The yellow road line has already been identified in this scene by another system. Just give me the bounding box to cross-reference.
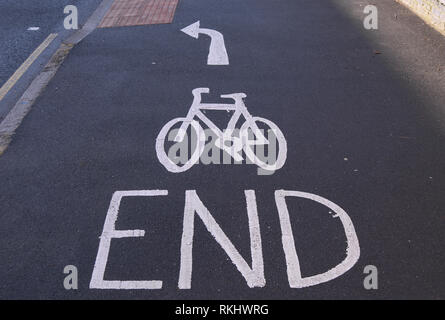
[0,33,58,102]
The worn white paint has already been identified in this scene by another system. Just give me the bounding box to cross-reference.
[156,118,206,173]
[178,190,265,289]
[90,189,360,290]
[274,190,360,288]
[181,21,229,65]
[89,190,168,289]
[156,88,287,173]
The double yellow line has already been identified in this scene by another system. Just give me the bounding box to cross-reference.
[0,33,58,102]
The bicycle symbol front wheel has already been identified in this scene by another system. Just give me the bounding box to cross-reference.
[156,117,205,173]
[240,116,287,172]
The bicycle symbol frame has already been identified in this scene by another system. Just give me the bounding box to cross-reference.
[156,88,287,173]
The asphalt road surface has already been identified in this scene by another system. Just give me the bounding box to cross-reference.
[0,0,444,299]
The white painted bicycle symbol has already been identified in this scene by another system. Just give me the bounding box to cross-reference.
[156,88,287,173]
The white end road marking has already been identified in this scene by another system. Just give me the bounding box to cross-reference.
[181,21,229,65]
[178,190,265,289]
[0,33,57,102]
[90,189,360,290]
[90,190,168,290]
[27,27,40,31]
[275,190,360,288]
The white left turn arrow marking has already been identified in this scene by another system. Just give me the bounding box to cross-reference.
[181,21,229,65]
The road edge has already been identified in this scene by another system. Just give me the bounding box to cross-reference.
[0,0,115,156]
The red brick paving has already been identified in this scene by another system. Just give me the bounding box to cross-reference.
[99,0,179,28]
